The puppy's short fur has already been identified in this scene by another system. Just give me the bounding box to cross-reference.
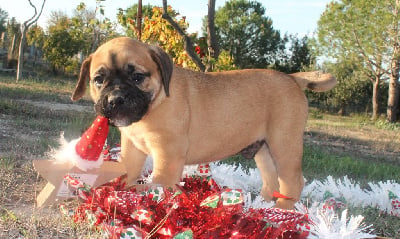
[72,37,336,209]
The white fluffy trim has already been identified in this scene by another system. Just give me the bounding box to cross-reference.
[50,133,104,171]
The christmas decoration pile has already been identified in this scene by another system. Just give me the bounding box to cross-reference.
[44,116,394,238]
[57,146,386,239]
[61,174,310,238]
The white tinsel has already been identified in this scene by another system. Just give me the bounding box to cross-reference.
[366,180,400,213]
[209,163,263,194]
[302,176,368,206]
[303,175,400,216]
[307,209,375,239]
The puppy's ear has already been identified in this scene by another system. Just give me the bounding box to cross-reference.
[71,55,92,101]
[148,45,173,96]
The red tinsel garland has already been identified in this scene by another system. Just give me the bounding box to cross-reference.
[61,175,310,239]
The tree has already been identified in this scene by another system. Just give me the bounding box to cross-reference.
[118,4,199,70]
[324,60,371,115]
[117,1,206,71]
[43,28,81,74]
[316,0,400,122]
[387,0,400,122]
[16,0,46,82]
[43,12,82,74]
[274,35,314,74]
[42,4,117,74]
[72,2,118,56]
[5,18,21,63]
[0,8,8,34]
[214,0,284,69]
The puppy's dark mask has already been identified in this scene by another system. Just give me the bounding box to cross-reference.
[95,68,152,127]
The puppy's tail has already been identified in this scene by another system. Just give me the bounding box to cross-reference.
[290,71,337,92]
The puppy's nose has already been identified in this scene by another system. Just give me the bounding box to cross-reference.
[108,95,124,107]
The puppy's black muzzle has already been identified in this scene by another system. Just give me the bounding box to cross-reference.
[95,85,152,127]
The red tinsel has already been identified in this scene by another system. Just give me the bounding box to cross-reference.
[62,175,310,239]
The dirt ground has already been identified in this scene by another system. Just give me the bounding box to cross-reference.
[305,117,400,165]
[0,100,91,159]
[18,100,93,113]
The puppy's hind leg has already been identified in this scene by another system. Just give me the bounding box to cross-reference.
[254,143,280,202]
[269,132,305,210]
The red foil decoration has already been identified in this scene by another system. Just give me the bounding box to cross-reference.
[64,176,310,238]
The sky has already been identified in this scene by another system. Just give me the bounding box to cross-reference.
[1,0,332,36]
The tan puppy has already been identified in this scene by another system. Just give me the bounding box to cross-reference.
[72,37,336,209]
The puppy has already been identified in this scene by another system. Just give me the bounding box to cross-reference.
[72,37,336,209]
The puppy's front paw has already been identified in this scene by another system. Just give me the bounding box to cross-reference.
[260,185,279,202]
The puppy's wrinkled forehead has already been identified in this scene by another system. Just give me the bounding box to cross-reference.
[90,39,156,74]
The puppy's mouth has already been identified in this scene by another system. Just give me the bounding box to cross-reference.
[108,115,133,127]
[95,88,152,127]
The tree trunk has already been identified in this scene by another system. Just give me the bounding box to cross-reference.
[9,34,16,59]
[387,0,400,122]
[387,57,400,122]
[206,0,219,72]
[16,26,27,82]
[371,77,380,120]
[136,0,142,41]
[338,103,347,116]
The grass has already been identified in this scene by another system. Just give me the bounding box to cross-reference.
[302,145,400,183]
[1,75,400,238]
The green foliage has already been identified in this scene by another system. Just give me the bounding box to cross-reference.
[316,0,392,61]
[26,25,45,49]
[43,28,82,72]
[118,5,201,70]
[211,50,237,71]
[274,35,314,73]
[4,18,21,59]
[0,7,8,34]
[314,60,371,114]
[214,0,284,69]
[64,58,80,75]
[117,3,155,38]
[315,0,400,119]
[71,2,118,56]
[42,4,118,74]
[374,119,400,131]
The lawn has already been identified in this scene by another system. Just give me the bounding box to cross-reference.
[0,75,399,238]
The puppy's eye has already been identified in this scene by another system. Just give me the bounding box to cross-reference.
[131,73,145,84]
[93,75,104,87]
[127,64,135,74]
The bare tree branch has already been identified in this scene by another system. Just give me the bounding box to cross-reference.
[25,0,46,28]
[161,0,205,72]
[16,0,46,82]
